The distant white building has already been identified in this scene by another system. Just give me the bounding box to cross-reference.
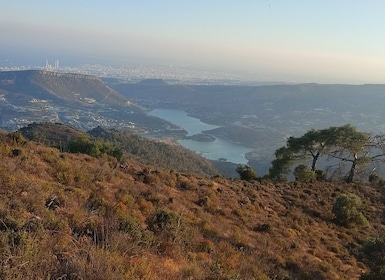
[45,59,60,70]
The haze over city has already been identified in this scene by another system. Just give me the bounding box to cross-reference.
[2,1,385,84]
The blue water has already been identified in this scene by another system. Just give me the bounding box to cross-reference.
[149,109,219,136]
[149,109,254,164]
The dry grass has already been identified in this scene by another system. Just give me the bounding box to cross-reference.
[0,131,383,279]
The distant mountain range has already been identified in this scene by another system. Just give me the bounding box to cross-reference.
[110,79,385,136]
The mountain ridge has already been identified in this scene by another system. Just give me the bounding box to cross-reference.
[0,70,131,106]
[0,70,184,133]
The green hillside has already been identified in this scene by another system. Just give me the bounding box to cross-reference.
[18,123,219,177]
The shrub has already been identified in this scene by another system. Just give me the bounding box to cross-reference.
[9,132,27,146]
[293,165,316,182]
[119,215,143,241]
[236,164,257,181]
[315,169,326,181]
[87,192,108,213]
[332,193,368,226]
[146,208,178,233]
[254,223,272,233]
[369,173,385,185]
[177,178,196,190]
[69,135,123,161]
[360,236,385,280]
[143,173,160,185]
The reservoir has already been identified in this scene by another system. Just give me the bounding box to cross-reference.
[149,109,254,164]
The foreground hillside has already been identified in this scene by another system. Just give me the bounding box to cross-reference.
[0,131,385,279]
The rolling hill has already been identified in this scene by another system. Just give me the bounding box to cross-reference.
[0,70,130,106]
[0,70,182,134]
[18,122,220,177]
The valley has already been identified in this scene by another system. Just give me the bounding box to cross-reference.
[109,80,385,175]
[3,70,385,176]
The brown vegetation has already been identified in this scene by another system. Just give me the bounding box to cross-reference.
[0,131,384,279]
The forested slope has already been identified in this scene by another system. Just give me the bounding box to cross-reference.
[18,123,219,177]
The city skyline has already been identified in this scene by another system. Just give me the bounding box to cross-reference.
[2,1,385,84]
[45,59,60,71]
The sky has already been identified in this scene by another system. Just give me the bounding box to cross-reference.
[1,0,385,84]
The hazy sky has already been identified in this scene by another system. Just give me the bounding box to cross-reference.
[1,1,385,83]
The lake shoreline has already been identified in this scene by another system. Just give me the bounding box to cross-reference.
[148,109,255,165]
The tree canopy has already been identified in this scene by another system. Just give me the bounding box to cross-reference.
[269,124,385,182]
